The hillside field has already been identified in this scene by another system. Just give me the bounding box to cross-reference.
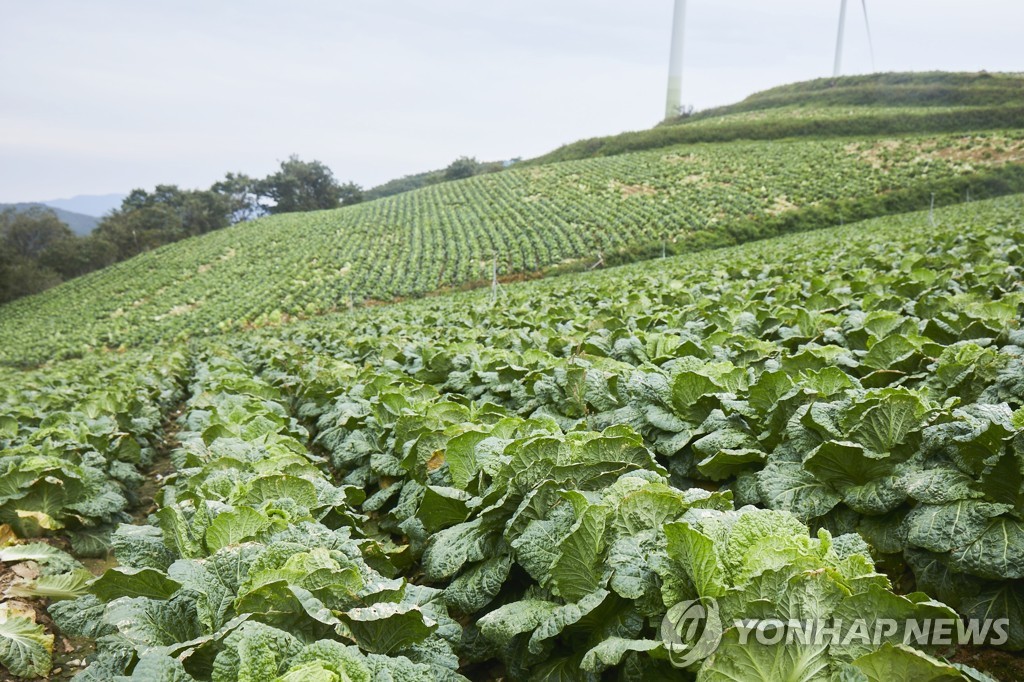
[1,196,1023,679]
[2,129,1024,366]
[2,74,1024,681]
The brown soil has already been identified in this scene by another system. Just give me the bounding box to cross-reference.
[0,588,93,681]
[852,135,1024,172]
[848,139,902,169]
[131,404,185,522]
[951,646,1024,681]
[929,135,1024,166]
[0,536,95,681]
[608,179,658,198]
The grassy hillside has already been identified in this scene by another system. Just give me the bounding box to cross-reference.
[686,71,1024,116]
[2,130,1024,365]
[4,196,1024,680]
[531,71,1024,164]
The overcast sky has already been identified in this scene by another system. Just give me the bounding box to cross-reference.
[1,0,1021,203]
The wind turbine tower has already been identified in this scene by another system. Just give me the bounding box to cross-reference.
[833,0,848,77]
[834,0,876,77]
[665,0,687,120]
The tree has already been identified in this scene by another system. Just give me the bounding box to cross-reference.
[94,204,182,259]
[444,156,481,181]
[39,235,118,279]
[212,172,264,223]
[178,189,233,237]
[122,184,231,237]
[95,185,232,259]
[0,208,71,303]
[0,260,62,304]
[338,181,364,207]
[1,207,74,259]
[256,155,346,214]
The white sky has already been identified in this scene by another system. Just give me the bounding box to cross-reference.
[1,0,1021,202]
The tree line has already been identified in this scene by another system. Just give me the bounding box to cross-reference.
[0,156,362,304]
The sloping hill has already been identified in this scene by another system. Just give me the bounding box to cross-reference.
[532,71,1024,164]
[685,71,1024,117]
[2,73,1024,366]
[0,202,99,235]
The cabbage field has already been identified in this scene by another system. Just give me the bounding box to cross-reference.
[2,130,1023,367]
[2,196,1024,680]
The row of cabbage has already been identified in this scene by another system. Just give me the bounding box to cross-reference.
[2,131,1022,366]
[0,350,188,550]
[0,350,189,677]
[44,350,467,680]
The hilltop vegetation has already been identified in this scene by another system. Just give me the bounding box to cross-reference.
[3,197,1024,679]
[364,156,514,202]
[533,72,1024,164]
[690,72,1024,115]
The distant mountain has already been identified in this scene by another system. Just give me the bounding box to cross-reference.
[0,203,100,236]
[42,193,125,218]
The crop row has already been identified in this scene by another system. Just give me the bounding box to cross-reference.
[0,350,188,677]
[0,350,188,549]
[44,351,472,680]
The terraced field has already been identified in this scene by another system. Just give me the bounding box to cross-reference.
[3,196,1024,680]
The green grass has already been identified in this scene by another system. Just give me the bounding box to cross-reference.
[676,71,1024,121]
[529,72,1024,165]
